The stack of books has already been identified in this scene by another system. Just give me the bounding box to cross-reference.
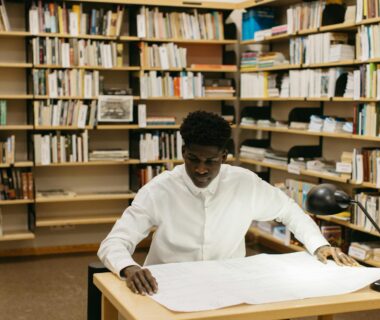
[241,51,259,69]
[287,1,323,33]
[349,242,380,261]
[89,149,129,161]
[264,149,288,166]
[204,79,235,98]
[240,145,267,160]
[0,169,34,200]
[146,116,176,126]
[141,43,187,69]
[257,52,287,68]
[0,135,15,164]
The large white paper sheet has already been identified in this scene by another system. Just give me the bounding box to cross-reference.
[147,252,380,312]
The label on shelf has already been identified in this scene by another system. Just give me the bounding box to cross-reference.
[336,162,352,173]
[287,163,301,175]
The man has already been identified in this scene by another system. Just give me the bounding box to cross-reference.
[98,111,357,296]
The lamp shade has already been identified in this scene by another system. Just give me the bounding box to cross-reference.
[305,183,351,215]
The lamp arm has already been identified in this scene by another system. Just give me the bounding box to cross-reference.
[350,200,380,234]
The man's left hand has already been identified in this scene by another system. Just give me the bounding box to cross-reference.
[314,245,360,266]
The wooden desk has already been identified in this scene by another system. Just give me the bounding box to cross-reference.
[94,272,380,320]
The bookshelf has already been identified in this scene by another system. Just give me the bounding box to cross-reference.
[0,0,239,256]
[239,0,380,264]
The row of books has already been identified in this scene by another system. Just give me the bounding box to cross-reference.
[34,100,97,128]
[286,1,324,34]
[241,51,287,69]
[0,0,10,31]
[0,100,7,125]
[136,165,167,188]
[353,192,380,235]
[32,69,100,98]
[242,1,325,41]
[29,1,124,36]
[357,0,380,21]
[33,131,89,165]
[354,103,380,136]
[351,148,380,185]
[0,169,34,200]
[356,24,380,61]
[32,37,124,68]
[0,135,15,164]
[89,149,129,162]
[137,7,224,40]
[241,67,357,99]
[291,32,354,65]
[140,42,187,69]
[140,71,202,99]
[139,131,183,162]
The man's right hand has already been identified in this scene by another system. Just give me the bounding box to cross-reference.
[122,265,158,295]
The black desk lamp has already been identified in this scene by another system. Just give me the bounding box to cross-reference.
[305,183,380,292]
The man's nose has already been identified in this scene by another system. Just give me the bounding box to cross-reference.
[195,163,208,174]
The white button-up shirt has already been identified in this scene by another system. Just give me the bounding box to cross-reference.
[98,164,329,277]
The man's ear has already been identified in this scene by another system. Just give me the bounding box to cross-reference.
[221,149,228,163]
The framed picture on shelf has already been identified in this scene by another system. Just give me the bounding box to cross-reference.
[97,95,134,122]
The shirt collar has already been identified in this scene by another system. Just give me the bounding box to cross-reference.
[180,164,221,197]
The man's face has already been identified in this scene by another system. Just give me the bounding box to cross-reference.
[182,144,227,188]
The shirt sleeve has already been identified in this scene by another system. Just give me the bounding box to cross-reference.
[250,174,329,255]
[97,186,158,278]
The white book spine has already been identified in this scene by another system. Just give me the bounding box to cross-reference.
[138,104,147,127]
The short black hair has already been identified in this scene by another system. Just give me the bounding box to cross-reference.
[180,111,231,149]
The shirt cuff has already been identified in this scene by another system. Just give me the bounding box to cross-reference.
[303,236,330,256]
[114,259,141,280]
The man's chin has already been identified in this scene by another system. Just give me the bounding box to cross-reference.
[193,178,211,188]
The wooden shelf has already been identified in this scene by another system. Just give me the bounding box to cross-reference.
[248,227,304,252]
[304,60,359,68]
[241,64,300,72]
[240,97,305,101]
[0,31,30,37]
[96,124,179,130]
[319,22,357,32]
[77,0,237,9]
[358,17,380,26]
[0,199,34,205]
[141,96,236,101]
[31,32,140,41]
[34,96,140,100]
[0,95,33,100]
[36,214,120,227]
[241,33,291,45]
[35,193,136,203]
[35,161,134,167]
[33,65,140,71]
[315,215,380,238]
[0,161,33,168]
[0,125,33,130]
[35,126,93,130]
[0,62,32,68]
[0,231,35,241]
[239,157,348,183]
[140,38,237,44]
[239,125,380,142]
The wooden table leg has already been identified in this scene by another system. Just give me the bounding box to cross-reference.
[101,294,118,320]
[317,315,334,320]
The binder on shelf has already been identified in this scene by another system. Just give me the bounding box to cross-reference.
[28,206,36,233]
[287,145,322,163]
[288,107,322,124]
[221,105,235,124]
[240,106,271,122]
[241,139,271,149]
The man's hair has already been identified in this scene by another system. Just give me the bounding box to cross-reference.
[180,111,231,149]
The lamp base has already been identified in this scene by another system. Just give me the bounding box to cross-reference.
[370,280,380,292]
